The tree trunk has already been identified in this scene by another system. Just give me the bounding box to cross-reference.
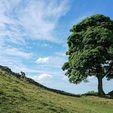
[97,76,105,96]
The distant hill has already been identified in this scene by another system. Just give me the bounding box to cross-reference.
[0,65,113,113]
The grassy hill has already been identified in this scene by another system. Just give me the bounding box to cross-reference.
[0,66,113,113]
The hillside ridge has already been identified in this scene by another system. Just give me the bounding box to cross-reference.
[0,65,113,113]
[0,65,80,97]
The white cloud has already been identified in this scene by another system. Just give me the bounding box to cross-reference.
[0,53,50,74]
[0,56,27,72]
[36,54,67,68]
[36,57,49,64]
[32,73,52,83]
[0,0,70,77]
[1,47,32,59]
[0,0,70,44]
[0,0,70,91]
[18,0,69,41]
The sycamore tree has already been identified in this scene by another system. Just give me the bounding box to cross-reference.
[62,14,113,96]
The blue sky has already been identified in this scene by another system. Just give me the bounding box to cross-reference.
[0,0,113,94]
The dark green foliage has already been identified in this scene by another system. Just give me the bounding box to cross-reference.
[84,91,98,96]
[62,14,113,95]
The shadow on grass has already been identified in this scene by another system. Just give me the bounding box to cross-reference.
[81,93,113,99]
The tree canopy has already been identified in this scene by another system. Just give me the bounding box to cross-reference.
[62,14,113,95]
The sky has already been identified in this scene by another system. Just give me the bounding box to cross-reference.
[0,0,113,94]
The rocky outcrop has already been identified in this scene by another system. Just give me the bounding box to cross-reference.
[0,65,26,79]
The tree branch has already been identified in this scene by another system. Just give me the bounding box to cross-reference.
[104,61,113,76]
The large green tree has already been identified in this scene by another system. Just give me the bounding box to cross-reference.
[62,14,113,96]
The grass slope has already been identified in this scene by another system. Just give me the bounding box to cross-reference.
[0,68,113,113]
